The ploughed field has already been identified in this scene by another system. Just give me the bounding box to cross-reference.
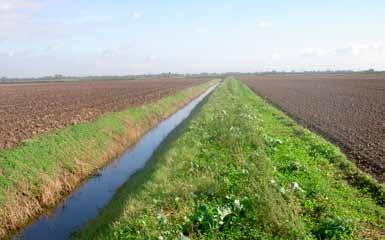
[0,78,208,149]
[241,74,385,180]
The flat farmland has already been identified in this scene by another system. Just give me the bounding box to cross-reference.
[241,74,385,180]
[0,78,208,149]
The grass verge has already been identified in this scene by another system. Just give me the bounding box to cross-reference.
[0,80,217,238]
[76,79,385,240]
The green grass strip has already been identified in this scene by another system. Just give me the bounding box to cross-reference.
[76,79,385,240]
[0,81,215,237]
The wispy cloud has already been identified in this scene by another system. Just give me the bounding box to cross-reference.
[146,55,158,61]
[0,0,45,38]
[299,42,385,58]
[256,21,272,29]
[41,42,61,53]
[300,48,327,57]
[131,12,143,20]
[335,42,384,56]
[101,49,116,58]
[0,50,14,57]
[335,46,354,56]
[0,48,35,58]
[271,53,281,60]
[63,15,112,25]
[0,0,43,13]
[195,26,209,34]
[99,43,133,59]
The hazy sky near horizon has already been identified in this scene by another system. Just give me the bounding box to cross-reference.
[1,0,385,77]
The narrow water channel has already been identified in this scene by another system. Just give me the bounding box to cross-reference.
[17,84,218,240]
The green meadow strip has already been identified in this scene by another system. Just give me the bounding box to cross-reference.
[0,80,215,238]
[76,79,385,240]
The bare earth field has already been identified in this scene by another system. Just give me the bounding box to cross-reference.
[241,74,385,180]
[0,78,208,149]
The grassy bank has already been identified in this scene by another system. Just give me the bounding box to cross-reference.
[0,80,216,238]
[76,79,385,239]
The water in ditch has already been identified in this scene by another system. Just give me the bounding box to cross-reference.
[17,84,217,240]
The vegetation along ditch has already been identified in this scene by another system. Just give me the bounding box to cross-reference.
[75,79,385,240]
[0,80,217,239]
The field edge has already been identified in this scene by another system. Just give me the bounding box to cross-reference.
[0,80,218,239]
[75,78,385,239]
[241,78,385,207]
[240,74,385,183]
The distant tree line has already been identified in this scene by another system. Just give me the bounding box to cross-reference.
[0,69,383,83]
[0,73,218,84]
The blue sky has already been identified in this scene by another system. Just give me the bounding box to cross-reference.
[1,0,385,77]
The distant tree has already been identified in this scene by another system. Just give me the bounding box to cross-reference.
[54,74,64,79]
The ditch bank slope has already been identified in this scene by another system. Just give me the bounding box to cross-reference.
[0,78,208,150]
[0,80,217,239]
[77,79,385,239]
[240,74,385,181]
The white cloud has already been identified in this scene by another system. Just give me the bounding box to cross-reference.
[256,21,272,29]
[131,12,143,20]
[335,47,353,56]
[40,42,60,53]
[299,42,385,59]
[98,43,133,59]
[300,48,327,57]
[335,42,384,56]
[195,26,209,34]
[147,55,158,61]
[271,53,280,60]
[65,15,112,25]
[0,0,42,13]
[0,49,33,57]
[0,50,14,57]
[0,0,45,38]
[101,49,116,58]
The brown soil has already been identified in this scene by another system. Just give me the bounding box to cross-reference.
[241,73,385,181]
[0,80,213,239]
[0,78,208,149]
